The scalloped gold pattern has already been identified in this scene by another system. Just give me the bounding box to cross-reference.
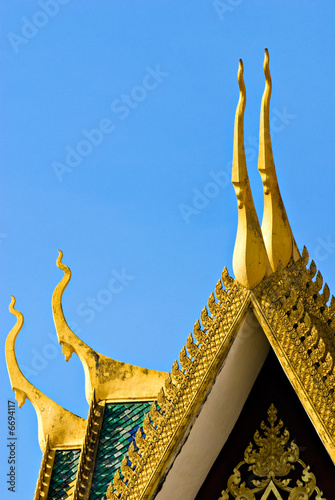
[105,268,250,499]
[104,250,335,499]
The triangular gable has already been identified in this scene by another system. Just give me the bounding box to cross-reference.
[196,350,334,498]
[105,252,335,499]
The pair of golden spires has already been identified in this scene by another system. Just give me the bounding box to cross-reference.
[6,50,299,452]
[232,48,299,289]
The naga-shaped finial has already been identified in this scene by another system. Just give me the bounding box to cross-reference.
[5,296,86,451]
[232,60,271,289]
[53,250,167,403]
[258,49,300,271]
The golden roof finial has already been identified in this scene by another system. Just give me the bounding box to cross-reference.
[258,49,300,270]
[53,250,167,403]
[5,296,86,451]
[232,60,271,289]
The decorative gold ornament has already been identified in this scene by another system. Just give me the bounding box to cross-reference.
[104,268,250,499]
[104,247,335,499]
[6,51,334,500]
[258,49,300,271]
[219,404,326,500]
[70,392,105,500]
[5,296,86,452]
[33,435,56,499]
[231,59,271,289]
[252,247,335,462]
[52,250,167,403]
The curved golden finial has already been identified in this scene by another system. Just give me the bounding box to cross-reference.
[232,60,247,187]
[258,49,300,271]
[53,250,167,403]
[5,297,86,451]
[232,60,271,289]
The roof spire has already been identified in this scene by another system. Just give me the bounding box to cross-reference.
[232,60,270,289]
[258,49,300,270]
[5,296,86,451]
[53,250,167,403]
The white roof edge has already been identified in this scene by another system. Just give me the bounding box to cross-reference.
[154,309,270,500]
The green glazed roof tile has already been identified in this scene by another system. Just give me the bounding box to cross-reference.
[89,402,151,500]
[48,449,81,500]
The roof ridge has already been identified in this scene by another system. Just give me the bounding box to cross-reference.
[104,248,335,499]
[104,268,250,499]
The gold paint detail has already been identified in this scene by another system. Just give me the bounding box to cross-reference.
[65,479,77,499]
[5,297,86,451]
[103,249,335,499]
[218,404,326,500]
[260,481,284,500]
[103,269,250,499]
[252,247,335,463]
[52,250,168,403]
[258,49,300,270]
[34,435,56,500]
[232,59,271,289]
[71,391,105,500]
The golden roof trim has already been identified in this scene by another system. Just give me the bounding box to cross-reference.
[252,247,335,460]
[34,435,55,500]
[105,251,335,499]
[105,268,251,499]
[71,393,105,500]
[52,250,168,403]
[5,297,86,451]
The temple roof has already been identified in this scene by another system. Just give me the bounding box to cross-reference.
[5,50,335,500]
[103,50,335,499]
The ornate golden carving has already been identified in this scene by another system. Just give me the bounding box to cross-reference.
[219,404,326,500]
[258,49,300,271]
[71,393,105,500]
[52,250,167,403]
[113,470,128,496]
[252,247,335,462]
[27,52,335,498]
[103,269,250,499]
[34,435,56,500]
[135,427,149,455]
[186,332,200,359]
[5,297,86,451]
[179,345,193,372]
[231,58,271,289]
[193,319,207,346]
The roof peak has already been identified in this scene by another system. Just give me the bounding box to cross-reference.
[232,50,300,289]
[231,54,271,289]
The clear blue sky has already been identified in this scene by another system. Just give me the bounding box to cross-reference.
[1,1,335,498]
